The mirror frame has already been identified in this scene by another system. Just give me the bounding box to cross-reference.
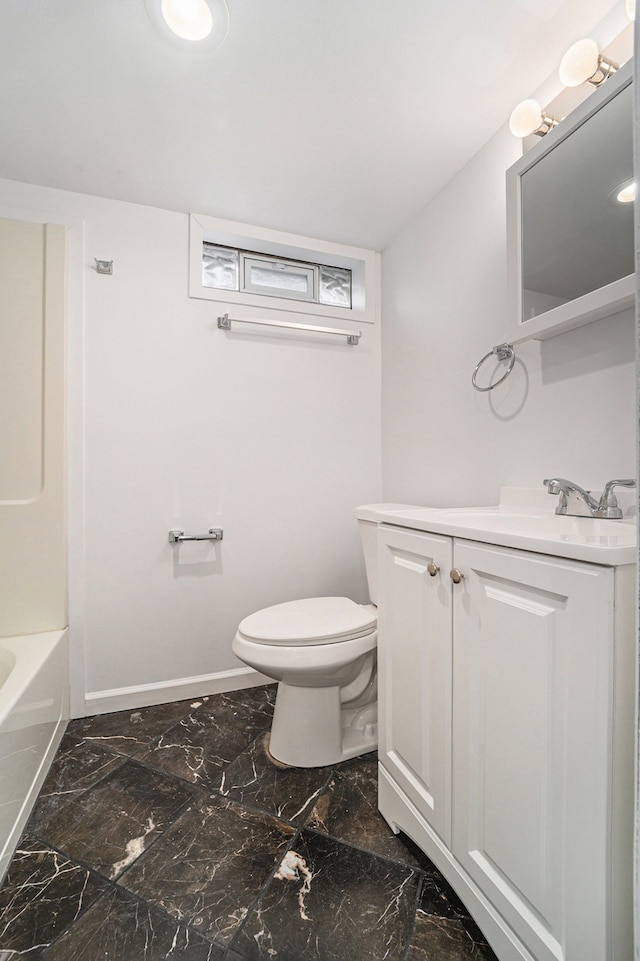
[505,59,634,345]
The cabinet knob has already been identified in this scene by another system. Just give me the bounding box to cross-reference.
[427,562,439,577]
[450,568,464,584]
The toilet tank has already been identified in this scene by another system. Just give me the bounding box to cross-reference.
[356,504,419,606]
[357,518,379,605]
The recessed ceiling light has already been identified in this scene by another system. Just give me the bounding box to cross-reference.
[161,0,212,40]
[609,179,636,205]
[145,0,229,48]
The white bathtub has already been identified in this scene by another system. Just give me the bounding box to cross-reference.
[0,629,69,882]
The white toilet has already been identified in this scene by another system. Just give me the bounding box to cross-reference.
[232,505,394,767]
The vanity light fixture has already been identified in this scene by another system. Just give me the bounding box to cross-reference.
[558,38,619,87]
[145,0,229,46]
[508,99,559,138]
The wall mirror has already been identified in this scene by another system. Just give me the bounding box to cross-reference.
[505,60,634,344]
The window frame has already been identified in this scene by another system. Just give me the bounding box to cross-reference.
[189,213,379,325]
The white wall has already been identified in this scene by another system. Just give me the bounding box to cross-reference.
[0,179,381,715]
[381,125,636,506]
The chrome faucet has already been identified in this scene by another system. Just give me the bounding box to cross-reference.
[543,478,635,519]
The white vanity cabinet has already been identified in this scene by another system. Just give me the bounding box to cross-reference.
[378,524,634,961]
[377,528,454,846]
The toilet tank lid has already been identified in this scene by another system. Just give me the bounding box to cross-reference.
[238,597,377,645]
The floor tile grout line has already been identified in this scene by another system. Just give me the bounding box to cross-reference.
[298,822,429,876]
[64,712,276,796]
[110,785,202,884]
[4,835,125,956]
[11,832,244,956]
[27,751,130,829]
[222,766,338,956]
[28,754,200,846]
[38,720,276,820]
[26,771,199,888]
[226,824,305,956]
[399,870,427,961]
[35,747,426,882]
[26,744,430,930]
[27,758,328,905]
[9,842,230,958]
[65,688,276,764]
[128,731,273,789]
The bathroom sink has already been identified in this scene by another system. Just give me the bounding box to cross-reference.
[431,508,633,539]
[374,499,636,566]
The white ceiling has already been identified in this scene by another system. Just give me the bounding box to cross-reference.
[0,0,624,250]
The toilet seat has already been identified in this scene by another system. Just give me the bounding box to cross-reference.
[238,596,376,646]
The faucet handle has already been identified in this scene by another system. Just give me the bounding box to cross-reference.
[597,479,636,518]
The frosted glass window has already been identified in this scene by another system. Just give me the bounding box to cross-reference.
[249,266,308,292]
[319,265,352,308]
[201,242,352,309]
[202,243,239,290]
[242,256,316,301]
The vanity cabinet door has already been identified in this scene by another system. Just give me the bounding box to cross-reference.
[378,526,453,846]
[451,540,614,961]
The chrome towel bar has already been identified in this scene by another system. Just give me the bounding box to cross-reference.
[217,313,361,345]
[168,528,223,544]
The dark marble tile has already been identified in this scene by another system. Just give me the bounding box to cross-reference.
[38,886,226,960]
[37,759,195,880]
[418,870,478,923]
[66,698,205,759]
[117,792,296,947]
[220,734,332,825]
[27,735,126,831]
[0,836,108,956]
[405,873,497,960]
[306,754,424,867]
[405,912,498,961]
[232,830,420,961]
[200,684,276,719]
[136,692,276,788]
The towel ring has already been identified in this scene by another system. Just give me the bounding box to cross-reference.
[472,343,515,392]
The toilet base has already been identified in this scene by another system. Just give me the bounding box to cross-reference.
[269,682,377,768]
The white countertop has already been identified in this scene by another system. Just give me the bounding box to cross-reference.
[362,488,637,566]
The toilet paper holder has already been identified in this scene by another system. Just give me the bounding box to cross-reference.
[168,528,224,544]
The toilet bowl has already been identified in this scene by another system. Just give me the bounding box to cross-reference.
[231,504,415,767]
[233,596,378,767]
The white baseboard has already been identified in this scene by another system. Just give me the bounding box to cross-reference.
[79,667,272,718]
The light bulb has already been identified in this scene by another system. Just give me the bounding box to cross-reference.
[509,100,543,137]
[160,0,213,41]
[559,39,600,86]
[559,38,618,87]
[509,100,558,138]
[626,0,635,20]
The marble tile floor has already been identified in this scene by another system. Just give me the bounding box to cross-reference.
[0,684,497,961]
